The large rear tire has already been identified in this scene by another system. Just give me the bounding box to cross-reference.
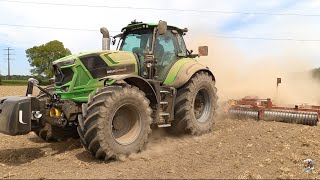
[170,71,218,135]
[34,85,79,141]
[78,85,152,160]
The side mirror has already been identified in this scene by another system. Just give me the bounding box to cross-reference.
[28,78,39,86]
[158,20,167,35]
[198,46,208,56]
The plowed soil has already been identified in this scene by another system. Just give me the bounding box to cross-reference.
[0,86,319,179]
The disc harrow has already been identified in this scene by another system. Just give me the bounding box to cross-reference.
[225,97,319,126]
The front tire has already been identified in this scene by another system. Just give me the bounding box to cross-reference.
[78,85,152,160]
[170,71,218,135]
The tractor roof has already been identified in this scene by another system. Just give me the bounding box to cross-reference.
[121,21,188,34]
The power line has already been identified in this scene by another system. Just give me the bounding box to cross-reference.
[1,23,320,42]
[0,23,119,33]
[1,0,320,17]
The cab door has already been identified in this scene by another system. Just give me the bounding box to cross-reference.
[154,30,180,81]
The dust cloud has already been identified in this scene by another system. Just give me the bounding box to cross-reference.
[185,35,320,106]
[127,128,200,161]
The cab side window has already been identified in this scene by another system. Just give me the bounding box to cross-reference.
[155,31,179,79]
[177,34,187,56]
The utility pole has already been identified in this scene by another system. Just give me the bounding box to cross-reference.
[3,47,14,80]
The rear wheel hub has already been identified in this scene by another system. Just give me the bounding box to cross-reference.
[194,88,211,123]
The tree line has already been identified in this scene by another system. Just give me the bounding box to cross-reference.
[0,75,46,81]
[0,40,70,85]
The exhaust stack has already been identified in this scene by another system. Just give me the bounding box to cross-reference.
[100,27,110,50]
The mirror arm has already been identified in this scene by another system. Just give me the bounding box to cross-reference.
[187,49,198,58]
[186,49,191,57]
[151,27,157,54]
[190,54,199,58]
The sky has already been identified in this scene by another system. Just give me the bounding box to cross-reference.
[0,0,320,75]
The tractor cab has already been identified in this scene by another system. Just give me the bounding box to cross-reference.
[115,21,188,81]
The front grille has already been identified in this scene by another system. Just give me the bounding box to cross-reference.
[54,65,74,86]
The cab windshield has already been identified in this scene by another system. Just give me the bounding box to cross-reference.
[119,29,153,54]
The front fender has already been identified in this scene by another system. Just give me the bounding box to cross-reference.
[164,60,215,88]
[100,75,158,106]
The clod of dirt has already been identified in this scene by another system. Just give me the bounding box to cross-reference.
[128,153,139,161]
[302,141,311,147]
[167,169,175,174]
[2,172,16,179]
[141,156,151,161]
[265,158,272,163]
[280,167,291,173]
[117,155,126,162]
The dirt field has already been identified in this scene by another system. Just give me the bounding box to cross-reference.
[0,86,319,179]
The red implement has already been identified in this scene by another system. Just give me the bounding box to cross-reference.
[226,97,319,126]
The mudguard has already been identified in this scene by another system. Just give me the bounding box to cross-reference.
[164,60,215,88]
[0,96,32,135]
[100,74,158,106]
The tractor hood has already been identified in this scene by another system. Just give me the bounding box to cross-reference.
[52,50,139,99]
[53,50,138,66]
[53,50,138,75]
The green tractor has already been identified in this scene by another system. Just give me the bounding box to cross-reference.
[0,20,218,160]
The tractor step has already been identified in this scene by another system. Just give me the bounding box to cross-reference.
[160,90,170,94]
[156,87,177,124]
[157,124,171,128]
[160,112,170,116]
[160,101,168,105]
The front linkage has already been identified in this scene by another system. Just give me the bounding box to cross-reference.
[0,78,80,136]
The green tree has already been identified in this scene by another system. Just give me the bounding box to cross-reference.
[26,40,71,78]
